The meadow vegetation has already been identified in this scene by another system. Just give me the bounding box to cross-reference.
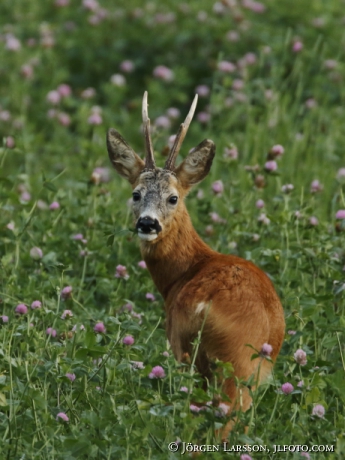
[0,0,345,458]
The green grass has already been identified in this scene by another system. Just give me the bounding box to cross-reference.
[0,0,345,458]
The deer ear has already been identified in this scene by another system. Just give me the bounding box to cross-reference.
[174,139,215,189]
[107,128,145,184]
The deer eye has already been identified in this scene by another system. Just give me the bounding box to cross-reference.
[132,191,141,202]
[168,196,178,205]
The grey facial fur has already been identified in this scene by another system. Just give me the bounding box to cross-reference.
[132,168,179,239]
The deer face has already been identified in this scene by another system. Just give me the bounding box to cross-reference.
[106,93,216,244]
[131,169,180,241]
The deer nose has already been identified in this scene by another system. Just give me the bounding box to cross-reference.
[136,216,161,234]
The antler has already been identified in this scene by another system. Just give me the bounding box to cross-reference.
[142,91,156,170]
[164,94,198,171]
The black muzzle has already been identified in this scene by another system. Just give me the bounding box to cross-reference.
[136,216,162,234]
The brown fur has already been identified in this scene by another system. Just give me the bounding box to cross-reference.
[140,201,285,436]
[106,114,285,439]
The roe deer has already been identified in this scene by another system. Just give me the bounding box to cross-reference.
[106,92,285,437]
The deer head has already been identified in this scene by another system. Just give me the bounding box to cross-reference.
[106,92,215,243]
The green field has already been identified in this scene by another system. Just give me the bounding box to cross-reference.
[0,0,345,458]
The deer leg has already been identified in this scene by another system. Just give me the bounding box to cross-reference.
[219,379,253,440]
[220,358,273,440]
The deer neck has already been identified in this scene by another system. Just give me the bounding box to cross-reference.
[140,203,214,299]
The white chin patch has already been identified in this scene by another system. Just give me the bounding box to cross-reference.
[138,231,158,242]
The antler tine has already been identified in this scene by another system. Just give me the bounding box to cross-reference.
[165,94,198,171]
[142,91,155,170]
